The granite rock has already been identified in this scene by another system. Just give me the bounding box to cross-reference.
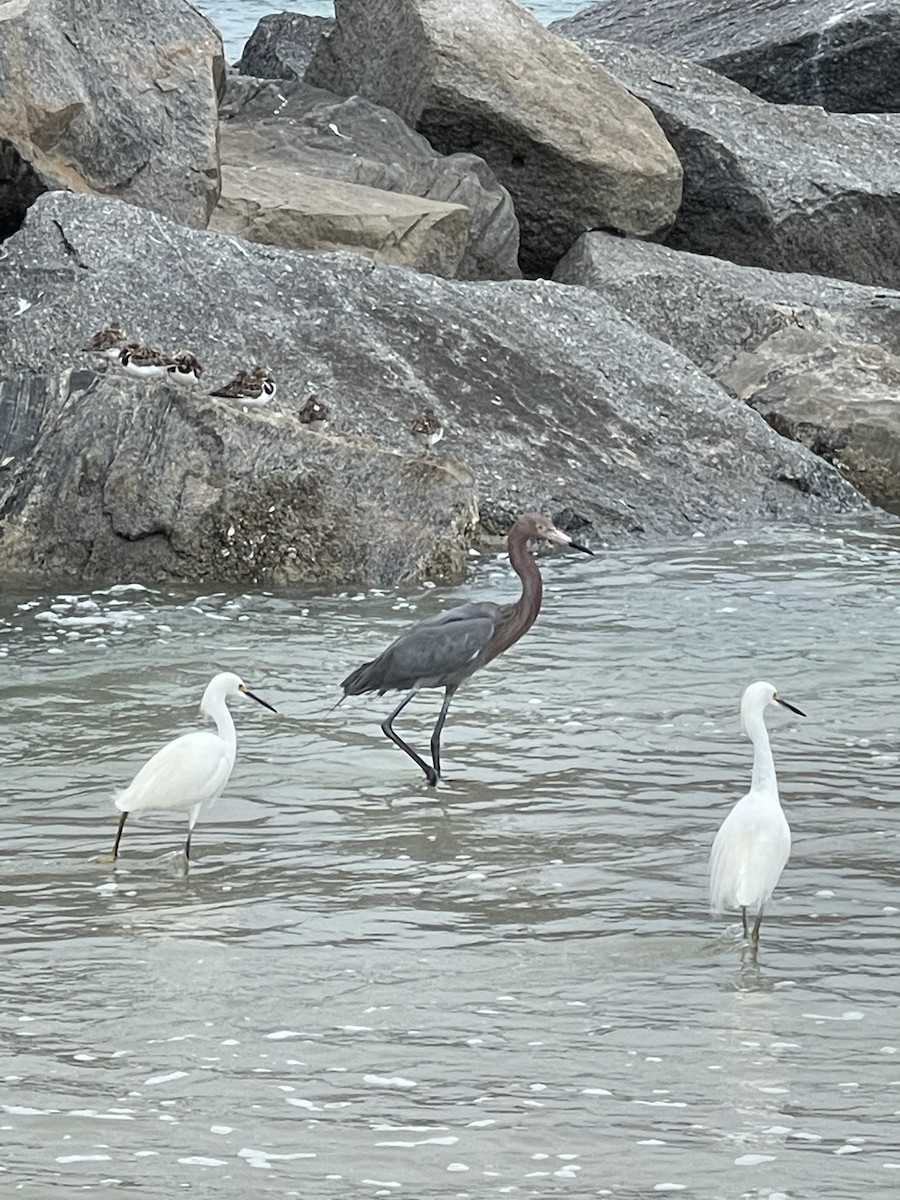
[306,0,682,275]
[0,192,867,585]
[0,0,223,238]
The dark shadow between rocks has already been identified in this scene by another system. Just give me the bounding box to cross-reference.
[0,139,48,242]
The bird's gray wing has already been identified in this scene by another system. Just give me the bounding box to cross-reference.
[380,602,501,687]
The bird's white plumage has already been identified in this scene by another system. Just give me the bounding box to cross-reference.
[115,729,234,816]
[108,671,275,859]
[708,680,799,930]
[709,799,790,914]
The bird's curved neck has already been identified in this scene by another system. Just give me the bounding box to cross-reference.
[487,526,543,661]
[210,701,237,757]
[747,711,778,798]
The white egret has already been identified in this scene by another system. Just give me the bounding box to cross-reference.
[709,680,805,943]
[107,672,277,862]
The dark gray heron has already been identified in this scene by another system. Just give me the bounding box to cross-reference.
[340,511,594,785]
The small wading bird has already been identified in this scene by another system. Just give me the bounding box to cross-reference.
[118,344,174,379]
[339,512,593,785]
[167,350,203,385]
[709,680,806,946]
[411,406,444,455]
[298,394,329,426]
[211,366,277,406]
[104,672,277,863]
[83,324,128,362]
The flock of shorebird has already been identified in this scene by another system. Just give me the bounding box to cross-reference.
[82,324,446,447]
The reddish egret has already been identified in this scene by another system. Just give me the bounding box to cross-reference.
[709,681,805,944]
[105,672,277,863]
[340,512,593,785]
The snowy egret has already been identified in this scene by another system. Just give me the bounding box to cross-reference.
[106,672,277,862]
[709,680,805,943]
[339,512,593,786]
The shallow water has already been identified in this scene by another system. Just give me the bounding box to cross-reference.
[197,0,587,61]
[2,519,900,1197]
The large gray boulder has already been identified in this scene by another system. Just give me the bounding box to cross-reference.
[551,0,900,113]
[0,193,866,586]
[218,77,520,279]
[557,37,900,289]
[0,0,223,237]
[0,368,477,586]
[306,0,683,275]
[235,11,335,79]
[554,232,900,507]
[210,165,471,277]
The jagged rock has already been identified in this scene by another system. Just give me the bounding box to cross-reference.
[553,36,900,289]
[210,164,471,277]
[219,76,520,279]
[306,0,682,275]
[551,0,900,113]
[0,0,224,238]
[554,231,900,507]
[723,330,900,508]
[0,193,867,585]
[0,369,476,586]
[235,11,335,78]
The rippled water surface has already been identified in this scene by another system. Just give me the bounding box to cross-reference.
[197,0,586,60]
[3,520,900,1197]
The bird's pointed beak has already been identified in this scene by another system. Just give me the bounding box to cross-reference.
[240,685,278,714]
[775,696,806,717]
[545,526,594,556]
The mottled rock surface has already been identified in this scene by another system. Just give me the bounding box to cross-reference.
[235,11,335,78]
[0,368,476,586]
[557,37,900,289]
[555,232,900,507]
[211,164,470,276]
[551,0,900,113]
[0,193,866,586]
[219,77,520,279]
[0,0,223,238]
[306,0,682,275]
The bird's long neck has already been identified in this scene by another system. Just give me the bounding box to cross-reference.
[747,711,778,798]
[485,525,543,662]
[211,702,237,760]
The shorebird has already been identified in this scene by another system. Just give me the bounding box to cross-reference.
[167,351,203,386]
[709,681,806,947]
[411,406,444,455]
[105,672,277,864]
[211,367,277,406]
[83,325,129,364]
[118,344,174,380]
[298,394,329,426]
[339,512,593,785]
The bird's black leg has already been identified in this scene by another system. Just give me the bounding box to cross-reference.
[381,687,438,786]
[184,830,193,861]
[741,907,749,938]
[111,811,127,859]
[751,910,763,943]
[429,686,456,780]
